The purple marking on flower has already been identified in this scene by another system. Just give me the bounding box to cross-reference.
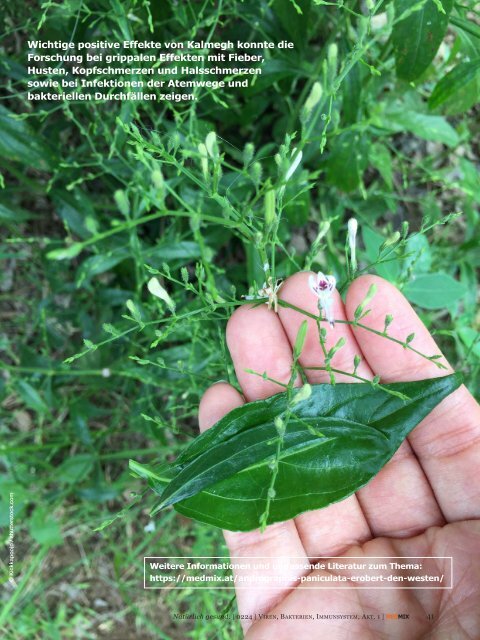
[308,272,336,327]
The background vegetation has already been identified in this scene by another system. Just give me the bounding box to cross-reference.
[1,0,479,637]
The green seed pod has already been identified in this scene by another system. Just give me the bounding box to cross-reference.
[327,43,338,88]
[380,231,401,251]
[151,169,164,191]
[264,188,276,229]
[274,416,286,437]
[250,161,262,187]
[292,384,312,406]
[353,354,361,373]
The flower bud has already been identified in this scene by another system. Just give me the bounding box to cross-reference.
[205,131,218,158]
[347,217,358,272]
[285,148,303,182]
[327,43,338,88]
[147,277,175,312]
[114,189,129,217]
[243,142,255,167]
[302,81,323,123]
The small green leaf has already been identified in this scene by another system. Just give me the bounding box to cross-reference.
[458,327,480,359]
[374,107,459,147]
[29,507,63,547]
[76,250,128,288]
[0,106,55,169]
[55,455,94,484]
[52,190,98,240]
[341,44,362,125]
[114,189,130,216]
[0,201,34,222]
[369,143,393,189]
[403,274,467,309]
[15,380,49,415]
[429,59,480,113]
[126,299,142,322]
[404,234,432,274]
[363,227,401,282]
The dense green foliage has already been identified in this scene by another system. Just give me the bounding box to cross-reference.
[1,0,479,637]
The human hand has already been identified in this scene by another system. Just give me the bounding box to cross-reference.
[198,273,480,639]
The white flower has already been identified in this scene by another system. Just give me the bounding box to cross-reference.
[285,148,303,182]
[243,276,283,313]
[205,131,218,158]
[308,272,336,327]
[347,218,358,271]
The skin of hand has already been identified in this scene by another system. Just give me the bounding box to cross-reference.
[198,273,480,640]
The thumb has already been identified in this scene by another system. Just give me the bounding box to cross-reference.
[198,382,308,633]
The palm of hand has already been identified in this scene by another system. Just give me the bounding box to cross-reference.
[198,274,480,639]
[243,522,480,639]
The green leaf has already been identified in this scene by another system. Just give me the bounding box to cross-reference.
[429,59,480,113]
[0,106,54,169]
[404,234,432,274]
[52,190,99,240]
[450,14,480,41]
[151,375,461,531]
[341,46,362,125]
[369,143,393,189]
[0,201,35,222]
[373,105,459,147]
[55,455,94,484]
[272,0,311,47]
[363,227,401,282]
[29,507,63,547]
[76,250,129,288]
[458,327,480,359]
[15,380,49,414]
[403,274,467,309]
[325,131,368,192]
[284,183,310,226]
[393,0,453,81]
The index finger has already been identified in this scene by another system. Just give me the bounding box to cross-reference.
[346,275,480,522]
